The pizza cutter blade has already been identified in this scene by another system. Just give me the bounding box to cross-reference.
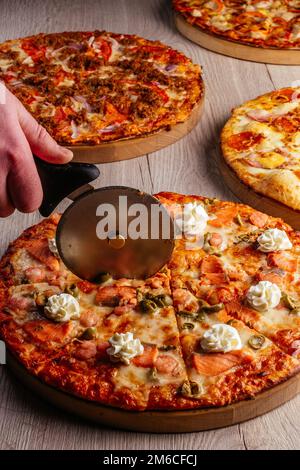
[35,158,175,281]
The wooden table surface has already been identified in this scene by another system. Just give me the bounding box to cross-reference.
[1,0,300,451]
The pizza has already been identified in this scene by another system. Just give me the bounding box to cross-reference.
[0,31,203,146]
[221,87,300,211]
[0,192,299,411]
[173,0,300,49]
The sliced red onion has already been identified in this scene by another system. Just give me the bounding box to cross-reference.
[71,120,79,139]
[165,64,177,72]
[99,123,121,133]
[73,95,92,112]
[88,36,95,47]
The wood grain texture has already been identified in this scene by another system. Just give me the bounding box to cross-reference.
[0,0,299,450]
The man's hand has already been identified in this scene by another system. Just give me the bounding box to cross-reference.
[0,85,73,217]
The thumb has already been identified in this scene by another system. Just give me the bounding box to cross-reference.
[16,97,73,164]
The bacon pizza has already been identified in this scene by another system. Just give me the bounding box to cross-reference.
[0,192,299,411]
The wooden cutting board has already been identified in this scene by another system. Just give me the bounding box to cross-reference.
[174,13,300,66]
[216,148,300,230]
[7,351,300,432]
[67,97,204,163]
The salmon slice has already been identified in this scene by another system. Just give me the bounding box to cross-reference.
[96,286,136,307]
[205,273,227,284]
[225,301,260,324]
[267,252,298,273]
[132,344,158,368]
[192,351,244,376]
[256,270,284,285]
[208,206,238,227]
[201,255,224,274]
[155,354,182,376]
[26,239,60,271]
[23,320,74,344]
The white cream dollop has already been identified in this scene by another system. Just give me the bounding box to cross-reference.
[246,281,281,312]
[200,324,242,353]
[107,332,144,365]
[44,293,80,322]
[48,237,59,256]
[176,202,209,236]
[257,228,292,253]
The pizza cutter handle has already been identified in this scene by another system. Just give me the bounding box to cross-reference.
[34,156,100,217]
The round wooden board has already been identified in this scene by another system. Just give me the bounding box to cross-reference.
[7,351,300,433]
[216,149,300,230]
[65,98,204,163]
[174,13,300,65]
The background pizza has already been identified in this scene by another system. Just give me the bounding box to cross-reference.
[0,31,203,145]
[221,87,300,211]
[173,0,300,49]
[0,192,299,411]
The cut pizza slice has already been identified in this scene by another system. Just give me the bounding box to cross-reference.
[174,306,300,406]
[0,214,77,287]
[0,264,192,410]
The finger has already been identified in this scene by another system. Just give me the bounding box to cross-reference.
[7,132,43,213]
[0,176,15,218]
[15,97,73,164]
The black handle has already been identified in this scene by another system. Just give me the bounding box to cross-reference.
[34,157,100,217]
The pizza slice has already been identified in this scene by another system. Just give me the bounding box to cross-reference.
[0,214,77,287]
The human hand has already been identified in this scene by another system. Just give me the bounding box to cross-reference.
[0,84,73,217]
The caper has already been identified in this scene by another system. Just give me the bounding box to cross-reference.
[182,322,195,330]
[281,293,300,310]
[177,310,196,319]
[136,289,144,303]
[154,294,172,307]
[159,344,177,351]
[195,312,206,322]
[190,381,203,397]
[34,293,47,307]
[65,284,80,298]
[235,214,243,226]
[227,319,238,326]
[179,380,191,397]
[201,303,224,314]
[179,380,202,398]
[92,272,112,284]
[148,367,158,381]
[81,327,97,340]
[198,299,210,308]
[248,334,265,350]
[140,299,158,314]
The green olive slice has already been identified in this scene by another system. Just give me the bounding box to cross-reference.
[248,334,265,350]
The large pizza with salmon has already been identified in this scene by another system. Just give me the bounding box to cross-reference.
[173,0,300,49]
[0,192,299,411]
[0,31,203,146]
[221,87,300,211]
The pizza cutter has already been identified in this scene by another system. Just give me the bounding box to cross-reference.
[34,157,175,281]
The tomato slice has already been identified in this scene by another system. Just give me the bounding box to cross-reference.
[21,39,46,62]
[227,131,263,151]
